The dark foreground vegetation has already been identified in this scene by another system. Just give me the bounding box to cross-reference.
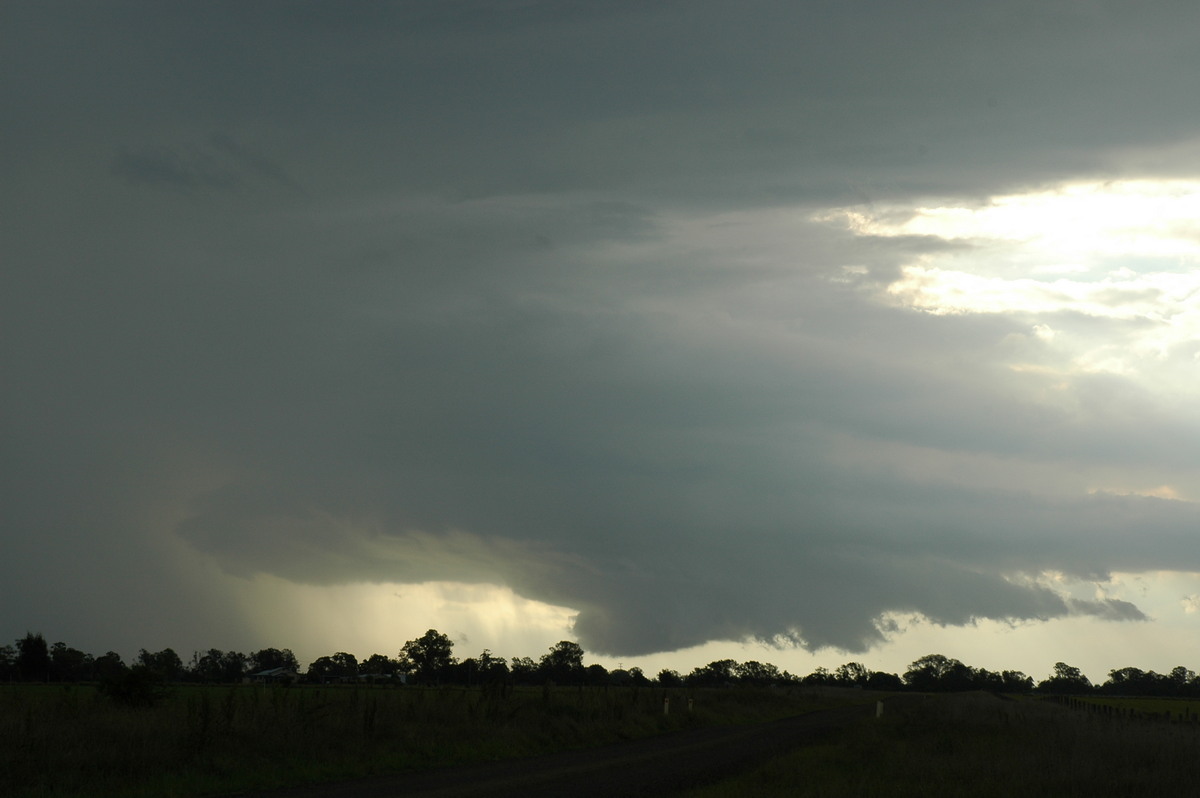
[686,692,1200,797]
[1,682,858,798]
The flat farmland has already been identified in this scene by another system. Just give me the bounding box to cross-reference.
[685,692,1200,797]
[0,683,866,798]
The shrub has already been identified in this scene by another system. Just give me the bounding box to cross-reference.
[98,665,168,708]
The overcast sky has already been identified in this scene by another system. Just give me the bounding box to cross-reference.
[6,1,1200,682]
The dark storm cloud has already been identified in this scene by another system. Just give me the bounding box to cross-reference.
[6,1,1200,658]
[111,135,299,193]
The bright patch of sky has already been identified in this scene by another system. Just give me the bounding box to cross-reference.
[234,577,577,666]
[818,180,1200,387]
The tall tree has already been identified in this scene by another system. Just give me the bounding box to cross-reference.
[190,649,246,683]
[584,663,609,686]
[94,651,127,680]
[248,648,300,674]
[361,653,400,677]
[687,659,737,687]
[137,648,184,681]
[803,667,834,686]
[834,661,871,686]
[1000,670,1034,693]
[509,656,538,685]
[50,642,93,682]
[308,653,358,682]
[539,641,585,684]
[656,669,683,687]
[1037,662,1092,693]
[220,651,248,683]
[399,629,455,684]
[16,632,51,681]
[865,671,905,691]
[738,660,782,686]
[476,649,508,681]
[903,654,972,692]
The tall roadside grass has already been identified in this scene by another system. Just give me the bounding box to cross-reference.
[685,691,1200,797]
[1,682,850,798]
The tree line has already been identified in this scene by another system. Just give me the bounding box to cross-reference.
[6,630,1200,697]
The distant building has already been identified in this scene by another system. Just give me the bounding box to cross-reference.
[247,666,297,684]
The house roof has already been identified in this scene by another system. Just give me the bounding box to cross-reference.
[250,667,295,677]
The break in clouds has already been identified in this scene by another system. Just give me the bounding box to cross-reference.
[5,1,1200,658]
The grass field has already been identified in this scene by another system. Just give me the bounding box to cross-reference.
[684,692,1200,797]
[1073,695,1200,723]
[1,682,853,798]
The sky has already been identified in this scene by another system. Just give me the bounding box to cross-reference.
[5,1,1200,684]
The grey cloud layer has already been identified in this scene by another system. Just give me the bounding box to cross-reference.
[5,1,1200,657]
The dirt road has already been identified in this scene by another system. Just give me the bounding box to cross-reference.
[240,698,901,798]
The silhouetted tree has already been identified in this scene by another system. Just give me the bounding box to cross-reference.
[687,659,738,687]
[308,652,358,683]
[450,657,478,685]
[1103,666,1151,695]
[49,642,93,682]
[361,653,401,678]
[903,654,975,692]
[970,668,1002,691]
[476,649,509,683]
[221,650,248,682]
[1168,665,1196,694]
[656,668,683,687]
[834,662,871,687]
[99,665,167,708]
[190,649,223,682]
[539,641,585,684]
[865,671,904,691]
[189,649,246,683]
[137,648,184,681]
[1037,661,1092,693]
[16,632,51,681]
[584,663,609,686]
[737,660,782,686]
[803,667,834,686]
[94,651,127,681]
[999,670,1034,693]
[248,648,300,674]
[510,656,538,685]
[332,651,358,676]
[608,668,633,686]
[400,629,456,685]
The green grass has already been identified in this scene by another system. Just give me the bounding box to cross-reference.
[684,692,1200,797]
[0,683,852,798]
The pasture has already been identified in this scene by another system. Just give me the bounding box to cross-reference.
[1,682,850,797]
[685,691,1200,797]
[1073,695,1200,723]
